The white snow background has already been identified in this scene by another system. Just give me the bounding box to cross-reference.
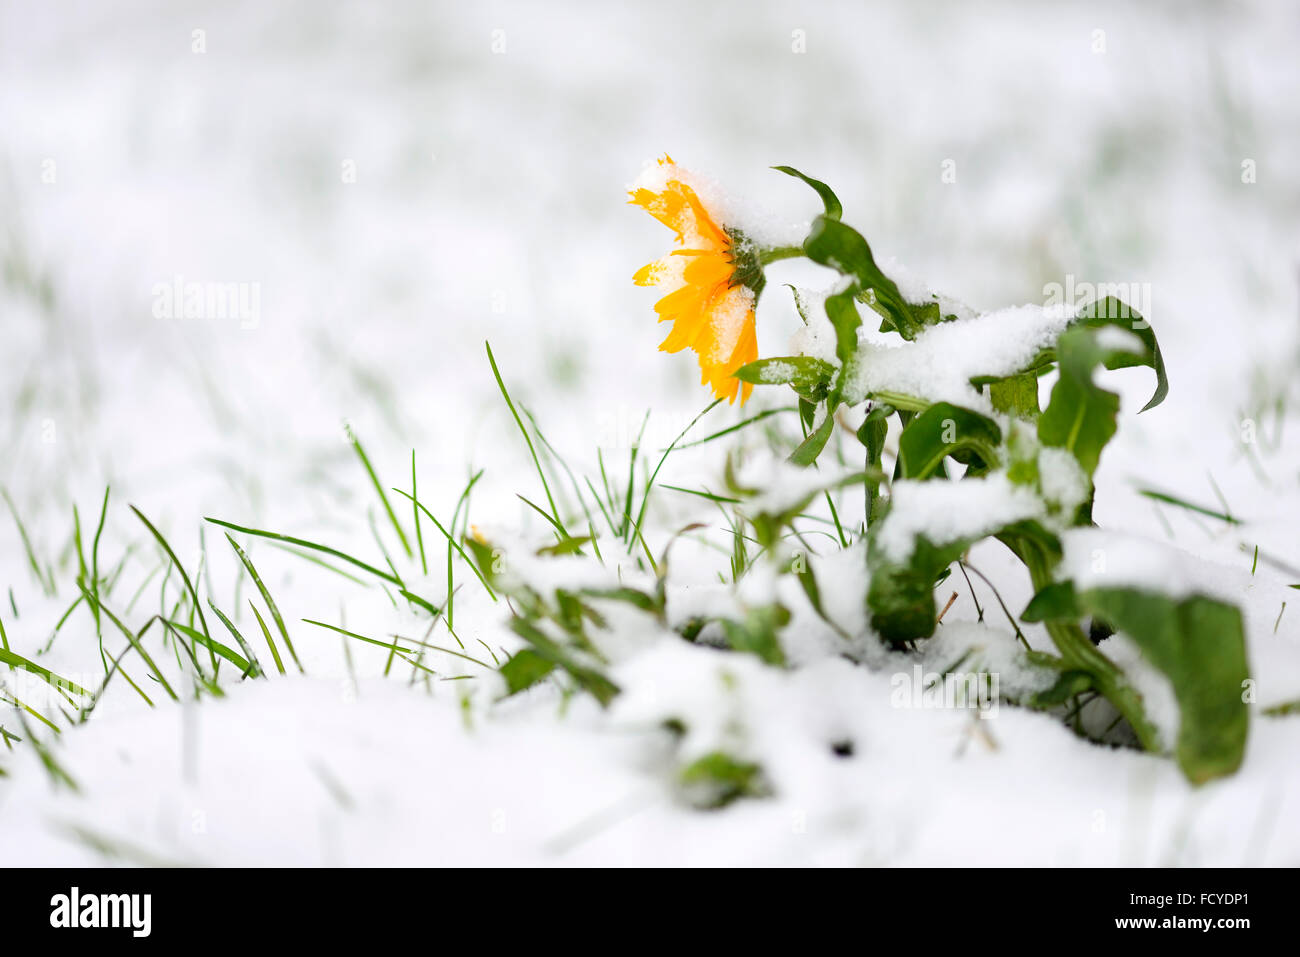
[2,0,1299,865]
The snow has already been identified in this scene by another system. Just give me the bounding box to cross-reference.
[1101,632,1181,750]
[1037,446,1091,515]
[756,359,798,383]
[877,256,978,321]
[734,450,854,516]
[5,651,1298,866]
[1093,325,1147,356]
[844,303,1075,411]
[1059,528,1241,603]
[918,620,1058,702]
[706,285,755,362]
[632,156,807,252]
[875,474,1044,562]
[787,286,841,364]
[1057,528,1300,712]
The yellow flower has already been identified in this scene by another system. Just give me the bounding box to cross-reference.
[630,156,758,405]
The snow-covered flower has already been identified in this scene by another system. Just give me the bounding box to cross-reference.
[629,155,762,405]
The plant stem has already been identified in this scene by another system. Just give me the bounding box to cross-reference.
[759,245,804,265]
[1025,556,1161,751]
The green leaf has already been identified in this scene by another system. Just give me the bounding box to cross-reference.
[506,617,619,707]
[772,166,842,220]
[1020,578,1249,784]
[1037,326,1120,479]
[719,605,789,666]
[803,217,919,340]
[1021,580,1080,623]
[868,518,1065,646]
[679,751,768,809]
[823,286,864,369]
[735,356,836,399]
[866,534,969,643]
[1031,668,1095,708]
[988,370,1040,419]
[896,402,1002,480]
[857,403,892,522]
[463,534,502,591]
[579,585,663,618]
[1075,296,1168,412]
[797,397,818,433]
[909,300,942,327]
[536,535,595,556]
[781,285,864,469]
[499,649,556,696]
[996,520,1065,582]
[1081,589,1249,784]
[789,410,836,467]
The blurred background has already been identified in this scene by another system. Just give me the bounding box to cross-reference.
[2,0,1298,623]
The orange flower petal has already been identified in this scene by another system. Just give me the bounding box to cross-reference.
[631,157,758,405]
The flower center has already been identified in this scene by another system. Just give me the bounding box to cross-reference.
[725,228,766,297]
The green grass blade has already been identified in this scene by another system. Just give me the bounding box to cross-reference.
[619,412,649,539]
[204,517,402,586]
[262,540,368,584]
[660,484,742,504]
[90,487,110,670]
[165,620,256,677]
[671,406,796,451]
[249,602,286,675]
[583,475,619,538]
[303,619,494,670]
[444,469,484,631]
[398,589,441,617]
[1138,488,1242,525]
[629,399,719,554]
[130,506,215,673]
[206,601,264,678]
[1,690,60,733]
[2,487,54,596]
[222,534,303,674]
[485,341,566,534]
[0,647,90,698]
[390,488,498,601]
[412,450,427,575]
[348,425,413,559]
[302,618,415,655]
[518,493,567,539]
[77,592,178,701]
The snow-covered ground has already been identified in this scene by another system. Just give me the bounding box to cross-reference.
[2,0,1298,865]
